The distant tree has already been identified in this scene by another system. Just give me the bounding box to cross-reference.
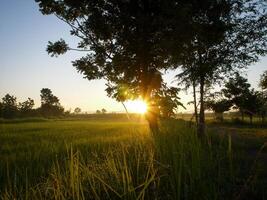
[19,98,35,116]
[101,108,107,114]
[206,96,232,122]
[0,101,3,118]
[40,88,64,117]
[259,70,267,90]
[2,94,18,118]
[74,107,81,114]
[256,91,267,124]
[222,73,251,121]
[258,70,267,123]
[40,88,60,106]
[96,110,101,114]
[242,89,261,124]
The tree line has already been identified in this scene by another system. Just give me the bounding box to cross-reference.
[35,0,267,136]
[206,71,267,124]
[0,88,64,119]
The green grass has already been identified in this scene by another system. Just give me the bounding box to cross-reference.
[0,118,266,199]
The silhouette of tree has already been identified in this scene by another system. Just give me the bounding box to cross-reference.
[74,107,81,114]
[260,70,267,90]
[173,0,267,136]
[155,85,185,118]
[96,110,101,114]
[19,98,35,117]
[40,88,64,117]
[223,73,251,122]
[35,0,200,133]
[0,102,2,118]
[206,94,232,122]
[101,108,107,114]
[2,94,18,118]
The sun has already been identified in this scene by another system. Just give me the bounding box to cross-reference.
[125,99,148,114]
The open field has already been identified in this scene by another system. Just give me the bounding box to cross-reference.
[0,118,267,199]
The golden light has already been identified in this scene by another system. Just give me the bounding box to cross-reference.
[125,99,148,114]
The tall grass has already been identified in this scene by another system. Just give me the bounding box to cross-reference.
[0,119,265,199]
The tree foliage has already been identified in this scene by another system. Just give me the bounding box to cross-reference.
[35,0,199,131]
[18,98,35,117]
[222,73,251,115]
[40,88,64,116]
[173,0,267,135]
[1,94,18,119]
[74,107,81,114]
[259,70,267,90]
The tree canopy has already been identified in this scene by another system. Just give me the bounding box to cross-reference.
[36,0,267,134]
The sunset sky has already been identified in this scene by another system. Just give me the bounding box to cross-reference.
[1,0,267,113]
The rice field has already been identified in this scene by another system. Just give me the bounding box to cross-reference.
[0,118,266,199]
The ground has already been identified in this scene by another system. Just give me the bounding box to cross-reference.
[0,117,266,199]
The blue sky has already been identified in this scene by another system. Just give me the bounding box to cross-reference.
[0,0,266,113]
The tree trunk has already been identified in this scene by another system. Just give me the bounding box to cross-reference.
[249,114,253,125]
[215,112,224,122]
[193,81,198,125]
[197,76,205,137]
[121,102,130,120]
[241,110,244,122]
[145,102,159,135]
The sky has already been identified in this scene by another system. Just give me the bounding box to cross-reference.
[0,0,266,113]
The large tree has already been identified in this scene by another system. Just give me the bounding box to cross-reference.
[35,0,196,133]
[173,0,267,136]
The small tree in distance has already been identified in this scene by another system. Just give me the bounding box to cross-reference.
[74,107,81,114]
[206,98,232,122]
[260,70,267,90]
[40,88,64,117]
[222,73,251,121]
[19,98,35,117]
[2,94,18,119]
[101,108,107,114]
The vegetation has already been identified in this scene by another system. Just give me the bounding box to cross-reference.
[0,88,64,119]
[1,1,267,199]
[0,118,266,199]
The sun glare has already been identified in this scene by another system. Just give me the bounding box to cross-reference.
[125,99,148,114]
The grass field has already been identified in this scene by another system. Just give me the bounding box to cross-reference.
[0,118,267,199]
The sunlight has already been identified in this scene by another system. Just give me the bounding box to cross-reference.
[125,99,148,114]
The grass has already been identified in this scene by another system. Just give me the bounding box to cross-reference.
[0,118,266,199]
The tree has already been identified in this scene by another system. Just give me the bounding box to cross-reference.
[242,89,261,124]
[2,94,18,118]
[96,110,101,114]
[74,107,81,114]
[40,88,64,117]
[101,108,107,114]
[35,0,202,134]
[256,91,267,124]
[259,70,267,90]
[155,85,185,118]
[0,101,3,118]
[19,98,35,116]
[222,73,251,121]
[206,97,232,122]
[173,0,267,136]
